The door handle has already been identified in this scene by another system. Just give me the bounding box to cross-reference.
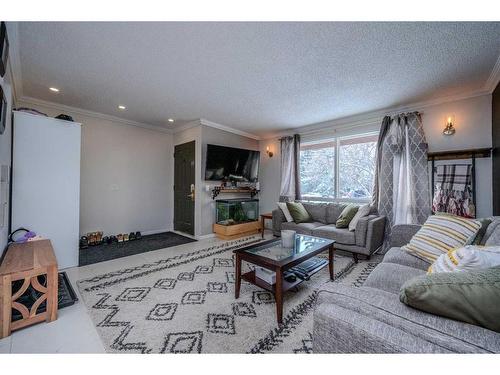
[187,184,195,201]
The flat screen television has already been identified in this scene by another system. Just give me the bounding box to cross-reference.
[205,144,260,182]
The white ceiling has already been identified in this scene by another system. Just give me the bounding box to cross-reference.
[13,22,500,137]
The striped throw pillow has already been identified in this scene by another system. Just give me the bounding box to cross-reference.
[402,214,481,264]
[428,245,500,274]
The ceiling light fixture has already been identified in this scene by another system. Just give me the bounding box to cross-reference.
[49,87,60,93]
[118,105,126,110]
[168,118,174,123]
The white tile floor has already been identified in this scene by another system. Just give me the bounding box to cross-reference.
[0,233,261,353]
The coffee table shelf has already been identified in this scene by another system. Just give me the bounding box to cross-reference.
[241,270,301,293]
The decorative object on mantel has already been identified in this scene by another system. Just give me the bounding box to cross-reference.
[0,22,8,78]
[428,148,492,219]
[211,185,259,199]
[442,115,456,136]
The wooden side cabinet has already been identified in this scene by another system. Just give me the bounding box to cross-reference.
[0,239,58,338]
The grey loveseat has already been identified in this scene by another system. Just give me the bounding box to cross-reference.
[272,202,386,261]
[313,218,500,353]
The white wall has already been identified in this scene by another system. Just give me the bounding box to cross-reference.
[259,94,494,218]
[16,100,174,236]
[0,71,13,253]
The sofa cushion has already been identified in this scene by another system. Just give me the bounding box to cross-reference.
[325,203,347,224]
[314,285,500,353]
[302,202,327,224]
[402,214,482,264]
[383,247,429,271]
[313,225,356,245]
[400,266,500,333]
[281,221,323,235]
[363,262,425,294]
[286,202,312,223]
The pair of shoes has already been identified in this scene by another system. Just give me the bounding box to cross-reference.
[123,234,129,242]
[135,231,142,240]
[87,231,104,246]
[79,236,89,249]
[129,232,136,241]
[117,234,124,242]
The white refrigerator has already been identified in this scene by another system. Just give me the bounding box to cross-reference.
[12,111,81,269]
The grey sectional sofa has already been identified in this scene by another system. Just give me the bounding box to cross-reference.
[272,202,386,261]
[313,218,500,353]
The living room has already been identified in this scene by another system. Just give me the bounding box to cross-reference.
[1,1,500,372]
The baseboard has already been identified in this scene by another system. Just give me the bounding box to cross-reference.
[196,233,216,240]
[141,228,170,236]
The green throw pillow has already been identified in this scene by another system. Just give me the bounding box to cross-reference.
[286,202,312,224]
[336,204,359,228]
[400,266,500,332]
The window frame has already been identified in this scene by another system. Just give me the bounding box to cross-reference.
[300,131,378,204]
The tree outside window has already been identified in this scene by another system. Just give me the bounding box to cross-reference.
[299,133,377,202]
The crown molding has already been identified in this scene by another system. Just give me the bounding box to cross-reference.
[484,53,500,93]
[17,96,173,134]
[199,118,261,140]
[262,88,492,140]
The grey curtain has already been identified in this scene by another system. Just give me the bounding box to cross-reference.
[279,134,301,202]
[372,112,430,250]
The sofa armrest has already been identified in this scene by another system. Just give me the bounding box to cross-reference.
[390,224,421,247]
[313,285,500,353]
[272,208,285,235]
[355,215,378,247]
[356,215,385,253]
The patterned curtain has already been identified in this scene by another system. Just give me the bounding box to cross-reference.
[372,112,430,250]
[279,134,301,202]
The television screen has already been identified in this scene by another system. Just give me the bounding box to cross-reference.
[205,144,260,182]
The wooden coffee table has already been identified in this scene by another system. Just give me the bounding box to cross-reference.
[233,234,335,324]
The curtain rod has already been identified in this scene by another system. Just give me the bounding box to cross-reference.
[275,110,424,141]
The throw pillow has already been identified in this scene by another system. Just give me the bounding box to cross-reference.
[336,204,359,228]
[286,202,312,224]
[428,245,500,274]
[348,204,371,231]
[277,202,293,222]
[472,218,492,245]
[402,214,482,264]
[400,266,500,333]
[485,223,500,247]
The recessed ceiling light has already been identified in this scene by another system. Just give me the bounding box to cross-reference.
[167,118,174,123]
[118,105,126,110]
[49,87,60,93]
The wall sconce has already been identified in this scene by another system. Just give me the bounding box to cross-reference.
[443,115,456,136]
[266,146,274,158]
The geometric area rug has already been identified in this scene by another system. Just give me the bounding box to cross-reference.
[77,236,379,353]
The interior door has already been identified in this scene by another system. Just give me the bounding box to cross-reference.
[174,141,195,235]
